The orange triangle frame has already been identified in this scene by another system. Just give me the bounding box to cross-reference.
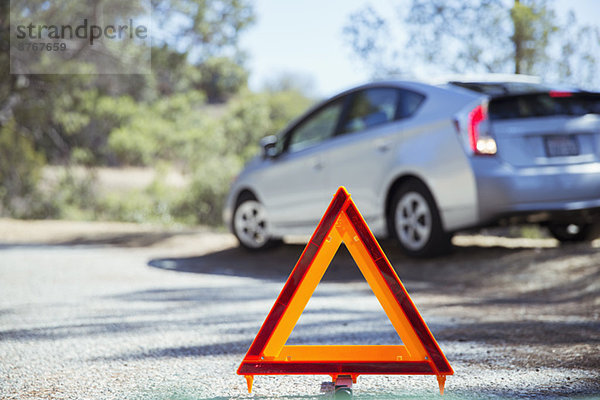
[238,187,453,394]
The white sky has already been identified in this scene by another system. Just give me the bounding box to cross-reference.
[240,0,600,97]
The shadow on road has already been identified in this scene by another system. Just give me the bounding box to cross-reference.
[147,237,600,307]
[148,238,525,282]
[147,238,591,283]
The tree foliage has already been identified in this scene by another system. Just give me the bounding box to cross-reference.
[342,7,395,77]
[0,0,313,224]
[1,0,255,162]
[510,0,557,74]
[344,0,599,88]
[0,119,49,218]
[151,0,255,58]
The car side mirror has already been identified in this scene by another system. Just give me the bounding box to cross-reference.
[260,135,279,158]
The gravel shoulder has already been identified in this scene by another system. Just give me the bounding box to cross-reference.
[0,219,598,399]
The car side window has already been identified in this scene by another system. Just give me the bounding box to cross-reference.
[396,89,425,119]
[341,88,426,135]
[287,100,344,153]
[342,88,398,134]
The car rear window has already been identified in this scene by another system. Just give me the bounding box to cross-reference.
[488,92,600,120]
[449,81,551,96]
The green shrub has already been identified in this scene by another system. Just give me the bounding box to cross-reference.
[198,57,249,103]
[0,119,49,218]
[48,168,98,220]
[19,86,314,226]
[108,91,213,167]
[102,88,313,226]
[174,156,241,225]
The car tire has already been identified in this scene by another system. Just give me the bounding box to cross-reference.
[547,222,598,243]
[232,193,281,251]
[389,180,451,258]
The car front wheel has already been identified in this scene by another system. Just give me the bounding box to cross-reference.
[233,194,279,250]
[389,180,451,257]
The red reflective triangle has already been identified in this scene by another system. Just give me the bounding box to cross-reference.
[238,187,453,393]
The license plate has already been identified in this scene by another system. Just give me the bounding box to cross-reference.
[544,135,579,157]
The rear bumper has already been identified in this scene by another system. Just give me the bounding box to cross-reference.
[472,158,600,223]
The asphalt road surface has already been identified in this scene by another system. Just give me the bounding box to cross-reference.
[1,221,599,399]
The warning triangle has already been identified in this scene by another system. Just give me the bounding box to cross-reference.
[238,187,453,393]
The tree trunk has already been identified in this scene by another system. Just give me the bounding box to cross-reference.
[513,0,521,74]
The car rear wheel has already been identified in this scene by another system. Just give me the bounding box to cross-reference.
[389,180,451,257]
[546,222,598,243]
[233,194,280,250]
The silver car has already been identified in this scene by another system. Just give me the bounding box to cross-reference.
[223,75,600,257]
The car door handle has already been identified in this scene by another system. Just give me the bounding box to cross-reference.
[309,157,324,170]
[375,140,391,152]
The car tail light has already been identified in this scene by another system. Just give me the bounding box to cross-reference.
[467,104,497,156]
[549,90,573,98]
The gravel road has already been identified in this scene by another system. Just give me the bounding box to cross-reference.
[0,220,599,399]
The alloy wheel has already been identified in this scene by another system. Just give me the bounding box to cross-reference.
[233,200,270,249]
[394,191,432,251]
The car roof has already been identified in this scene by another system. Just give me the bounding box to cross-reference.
[330,80,444,98]
[336,74,551,98]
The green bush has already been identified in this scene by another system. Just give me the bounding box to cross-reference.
[47,168,98,221]
[95,190,174,225]
[0,119,49,218]
[198,57,249,103]
[1,85,313,226]
[174,155,242,225]
[108,91,215,167]
[44,166,185,225]
[103,88,313,226]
